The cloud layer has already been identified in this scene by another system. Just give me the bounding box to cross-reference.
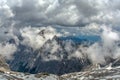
[0,0,120,65]
[87,26,120,64]
[0,0,120,28]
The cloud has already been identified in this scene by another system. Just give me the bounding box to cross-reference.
[0,0,120,65]
[0,0,14,18]
[87,26,120,64]
[0,42,17,60]
[20,26,61,50]
[0,0,119,28]
[0,0,14,27]
[0,0,120,40]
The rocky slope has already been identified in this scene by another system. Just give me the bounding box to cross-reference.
[5,27,120,76]
[3,27,95,75]
[0,27,119,79]
[0,45,119,80]
[8,35,91,75]
[0,55,9,70]
[0,63,120,80]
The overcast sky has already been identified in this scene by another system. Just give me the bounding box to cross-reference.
[0,0,120,27]
[1,0,120,61]
[0,0,120,40]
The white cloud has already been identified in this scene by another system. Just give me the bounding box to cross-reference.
[87,26,120,64]
[1,0,120,65]
[0,0,118,27]
[0,0,14,18]
[0,0,120,32]
[20,26,61,50]
[0,42,17,60]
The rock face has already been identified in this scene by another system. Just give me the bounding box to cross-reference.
[7,32,120,75]
[0,55,10,70]
[8,36,91,75]
[0,35,120,79]
[5,27,101,75]
[0,65,120,80]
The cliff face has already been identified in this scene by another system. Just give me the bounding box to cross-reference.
[0,37,120,79]
[7,34,120,75]
[8,36,91,75]
[0,55,10,70]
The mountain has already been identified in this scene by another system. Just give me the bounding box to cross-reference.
[0,27,119,79]
[0,54,120,80]
[5,28,120,76]
[0,40,120,79]
[8,35,91,75]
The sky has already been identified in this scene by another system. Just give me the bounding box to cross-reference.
[0,0,120,29]
[0,0,120,63]
[0,0,120,40]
